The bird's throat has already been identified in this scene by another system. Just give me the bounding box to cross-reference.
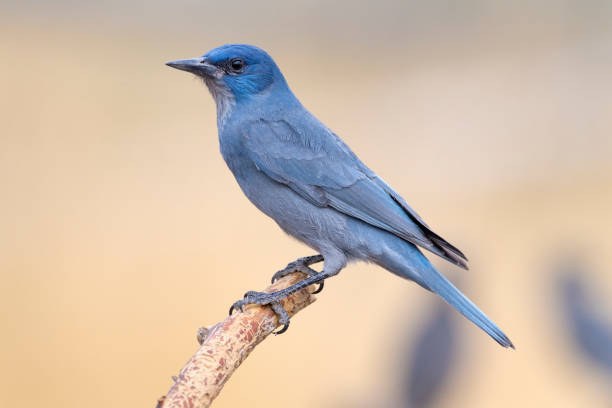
[202,77,236,130]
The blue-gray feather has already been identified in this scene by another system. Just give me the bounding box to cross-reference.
[167,44,513,348]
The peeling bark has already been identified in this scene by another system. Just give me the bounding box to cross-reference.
[157,272,317,408]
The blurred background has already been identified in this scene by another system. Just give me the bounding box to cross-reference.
[2,1,611,407]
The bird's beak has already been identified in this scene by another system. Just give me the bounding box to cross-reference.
[165,57,219,78]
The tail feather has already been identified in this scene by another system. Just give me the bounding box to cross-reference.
[417,265,514,349]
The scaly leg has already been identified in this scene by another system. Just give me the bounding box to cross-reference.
[229,265,337,335]
[271,254,325,293]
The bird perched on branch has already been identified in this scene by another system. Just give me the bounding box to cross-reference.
[166,44,513,348]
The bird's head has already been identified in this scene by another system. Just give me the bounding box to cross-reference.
[166,44,286,108]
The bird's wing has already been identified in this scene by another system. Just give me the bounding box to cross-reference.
[244,118,467,268]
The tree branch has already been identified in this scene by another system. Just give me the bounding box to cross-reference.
[157,272,317,408]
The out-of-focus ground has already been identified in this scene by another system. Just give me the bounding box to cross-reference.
[1,1,611,407]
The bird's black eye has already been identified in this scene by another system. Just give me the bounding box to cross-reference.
[229,58,245,73]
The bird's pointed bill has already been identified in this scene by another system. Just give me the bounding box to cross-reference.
[166,58,218,77]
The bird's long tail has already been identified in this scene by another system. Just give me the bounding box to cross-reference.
[385,247,514,348]
[419,264,514,348]
[420,266,514,348]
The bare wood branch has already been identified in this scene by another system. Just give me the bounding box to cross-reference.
[157,272,317,408]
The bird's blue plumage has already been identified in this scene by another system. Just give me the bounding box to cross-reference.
[167,44,513,348]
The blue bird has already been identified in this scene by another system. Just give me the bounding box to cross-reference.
[166,44,513,347]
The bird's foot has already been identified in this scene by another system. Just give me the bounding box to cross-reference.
[271,254,325,293]
[230,262,335,335]
[229,291,291,334]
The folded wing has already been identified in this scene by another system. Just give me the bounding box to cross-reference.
[244,118,468,269]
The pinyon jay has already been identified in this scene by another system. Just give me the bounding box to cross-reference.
[167,44,513,348]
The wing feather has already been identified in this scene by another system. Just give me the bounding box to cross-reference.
[244,118,468,268]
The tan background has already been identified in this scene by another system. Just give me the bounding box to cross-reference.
[2,1,611,407]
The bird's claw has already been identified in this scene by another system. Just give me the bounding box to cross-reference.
[229,256,325,334]
[271,261,297,283]
[271,255,325,293]
[228,291,291,335]
[229,291,265,314]
[228,301,242,316]
[270,301,290,335]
